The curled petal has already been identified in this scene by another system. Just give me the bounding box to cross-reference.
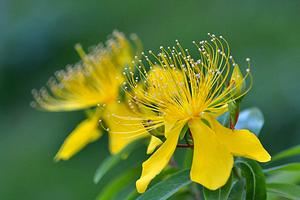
[209,117,271,162]
[136,120,186,193]
[54,114,102,161]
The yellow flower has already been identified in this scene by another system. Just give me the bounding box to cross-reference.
[32,31,147,160]
[122,34,271,192]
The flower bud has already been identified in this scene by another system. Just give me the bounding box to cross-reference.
[230,64,246,99]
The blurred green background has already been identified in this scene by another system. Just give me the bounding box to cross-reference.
[1,0,300,199]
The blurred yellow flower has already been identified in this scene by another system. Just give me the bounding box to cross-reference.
[32,31,147,160]
[121,34,271,192]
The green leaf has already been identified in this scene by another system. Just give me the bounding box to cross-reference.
[183,148,193,168]
[203,174,235,200]
[264,163,300,174]
[168,190,195,200]
[125,167,179,200]
[124,190,140,200]
[96,167,140,200]
[227,180,246,200]
[266,171,300,186]
[94,139,143,184]
[150,167,180,186]
[235,107,264,135]
[267,183,300,200]
[235,158,267,200]
[271,145,300,162]
[136,169,192,200]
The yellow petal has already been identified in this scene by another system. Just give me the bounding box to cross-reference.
[54,114,102,161]
[103,103,149,154]
[189,119,233,190]
[209,117,271,162]
[146,136,162,154]
[136,121,186,193]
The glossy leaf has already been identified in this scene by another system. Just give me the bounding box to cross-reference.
[96,167,139,200]
[183,148,193,168]
[267,183,300,200]
[136,169,192,200]
[266,171,300,185]
[235,158,267,200]
[124,190,139,200]
[227,180,245,200]
[203,174,235,200]
[271,144,300,162]
[125,167,179,200]
[94,139,143,184]
[235,107,264,135]
[264,163,300,174]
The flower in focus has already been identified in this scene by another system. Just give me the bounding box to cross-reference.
[121,34,271,192]
[32,31,148,160]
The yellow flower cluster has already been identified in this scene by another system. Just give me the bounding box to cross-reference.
[32,31,149,160]
[32,31,270,193]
